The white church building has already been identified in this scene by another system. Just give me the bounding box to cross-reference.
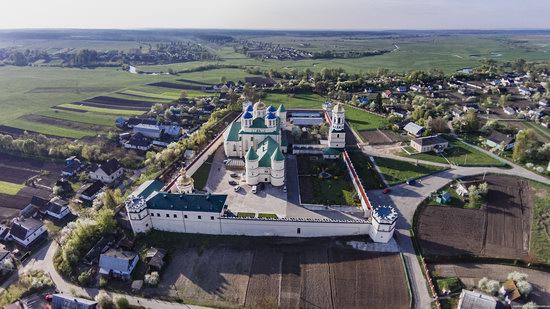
[223,101,288,186]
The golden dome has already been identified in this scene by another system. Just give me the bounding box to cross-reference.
[253,101,266,110]
[333,103,345,113]
[178,168,194,186]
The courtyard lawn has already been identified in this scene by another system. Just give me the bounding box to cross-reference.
[35,109,119,127]
[0,181,24,195]
[5,118,97,139]
[262,92,325,109]
[529,181,550,265]
[373,156,447,185]
[300,176,359,206]
[345,107,389,132]
[192,155,214,190]
[401,137,506,167]
[347,152,385,189]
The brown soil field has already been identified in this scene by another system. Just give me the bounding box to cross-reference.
[0,125,26,137]
[0,186,51,221]
[0,166,36,183]
[176,79,213,86]
[85,96,158,108]
[0,152,64,174]
[361,129,393,144]
[27,87,115,93]
[23,115,109,132]
[51,106,89,113]
[151,237,410,309]
[244,248,282,309]
[149,81,208,91]
[417,175,533,260]
[330,248,410,309]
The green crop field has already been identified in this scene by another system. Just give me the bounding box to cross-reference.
[345,107,389,131]
[530,181,550,264]
[373,156,446,185]
[0,181,25,195]
[262,93,326,109]
[5,118,98,138]
[57,103,145,116]
[34,109,119,127]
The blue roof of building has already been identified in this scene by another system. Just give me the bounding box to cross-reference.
[266,112,277,119]
[146,192,227,213]
[267,105,277,112]
[246,105,253,111]
[243,112,253,119]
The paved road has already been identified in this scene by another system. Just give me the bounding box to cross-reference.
[1,240,208,309]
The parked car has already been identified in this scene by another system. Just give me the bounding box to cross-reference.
[233,185,241,192]
[230,173,238,178]
[229,180,238,186]
[283,186,287,193]
[383,188,391,194]
[251,185,258,194]
[406,179,416,186]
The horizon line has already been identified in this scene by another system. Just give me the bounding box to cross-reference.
[1,27,550,32]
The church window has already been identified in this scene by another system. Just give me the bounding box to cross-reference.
[337,134,339,138]
[198,215,202,219]
[173,214,177,218]
[211,216,215,220]
[233,144,236,151]
[297,228,301,234]
[166,214,169,218]
[184,215,188,219]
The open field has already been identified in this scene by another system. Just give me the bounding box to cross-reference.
[34,109,119,127]
[139,233,410,309]
[417,175,533,261]
[402,137,506,167]
[345,108,389,132]
[373,156,446,185]
[138,34,550,74]
[5,118,97,139]
[262,93,325,109]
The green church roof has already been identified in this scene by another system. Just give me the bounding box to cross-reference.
[245,147,259,161]
[272,146,284,161]
[250,117,268,129]
[146,192,227,213]
[278,104,286,112]
[255,136,282,168]
[226,121,241,142]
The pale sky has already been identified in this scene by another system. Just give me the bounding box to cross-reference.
[1,0,549,30]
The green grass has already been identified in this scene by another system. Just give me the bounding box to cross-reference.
[302,176,359,206]
[0,181,24,195]
[529,181,550,265]
[435,277,463,295]
[237,212,256,218]
[262,92,326,109]
[373,156,446,185]
[258,213,278,219]
[523,122,550,143]
[5,118,97,138]
[402,137,506,167]
[348,152,385,189]
[35,109,119,127]
[345,107,389,132]
[192,155,214,190]
[57,103,145,116]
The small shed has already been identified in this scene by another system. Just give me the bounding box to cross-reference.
[435,191,452,204]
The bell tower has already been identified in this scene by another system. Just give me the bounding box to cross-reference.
[327,103,346,148]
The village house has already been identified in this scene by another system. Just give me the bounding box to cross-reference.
[463,103,480,113]
[51,294,98,309]
[9,217,47,247]
[133,124,162,139]
[457,290,498,309]
[44,197,71,220]
[62,156,84,177]
[79,180,104,202]
[485,131,516,151]
[99,248,139,280]
[410,135,449,153]
[503,106,516,116]
[90,159,123,184]
[518,86,531,96]
[403,122,425,137]
[124,132,152,151]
